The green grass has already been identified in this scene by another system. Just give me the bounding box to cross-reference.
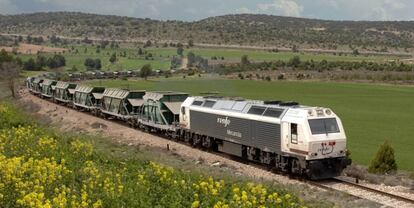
[86,77,414,171]
[147,47,396,62]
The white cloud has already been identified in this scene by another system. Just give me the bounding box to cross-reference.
[257,0,303,17]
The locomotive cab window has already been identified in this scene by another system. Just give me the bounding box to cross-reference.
[308,118,340,135]
[291,123,298,144]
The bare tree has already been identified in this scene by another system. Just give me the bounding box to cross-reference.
[0,62,21,98]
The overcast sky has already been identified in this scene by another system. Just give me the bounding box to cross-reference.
[1,0,413,21]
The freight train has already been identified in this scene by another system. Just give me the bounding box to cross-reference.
[26,77,351,180]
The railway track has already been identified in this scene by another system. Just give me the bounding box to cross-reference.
[309,177,414,207]
[26,91,414,207]
[334,177,414,204]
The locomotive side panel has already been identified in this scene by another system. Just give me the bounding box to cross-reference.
[189,110,281,153]
[251,120,281,153]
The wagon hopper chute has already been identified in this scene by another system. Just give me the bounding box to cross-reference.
[40,79,57,98]
[100,88,146,122]
[73,85,105,113]
[53,81,77,104]
[139,91,188,131]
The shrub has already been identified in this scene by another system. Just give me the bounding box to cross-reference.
[368,141,397,174]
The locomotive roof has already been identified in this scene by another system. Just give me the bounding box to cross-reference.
[189,97,303,118]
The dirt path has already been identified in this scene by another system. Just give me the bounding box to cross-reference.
[19,90,400,207]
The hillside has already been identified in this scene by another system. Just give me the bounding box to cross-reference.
[1,12,414,50]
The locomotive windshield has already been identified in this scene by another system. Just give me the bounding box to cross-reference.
[308,118,340,135]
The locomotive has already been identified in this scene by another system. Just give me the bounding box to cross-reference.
[26,77,351,180]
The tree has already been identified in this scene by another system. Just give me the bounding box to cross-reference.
[46,55,66,69]
[35,55,47,69]
[187,52,195,67]
[288,56,301,68]
[138,48,143,55]
[144,40,152,48]
[109,53,117,64]
[368,141,397,174]
[292,45,298,53]
[140,64,152,80]
[84,58,94,70]
[177,46,184,56]
[353,49,360,56]
[0,62,20,98]
[94,59,102,70]
[27,35,32,43]
[23,58,37,71]
[188,39,194,47]
[84,58,101,70]
[0,49,13,64]
[241,55,250,66]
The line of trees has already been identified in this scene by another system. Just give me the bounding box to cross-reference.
[215,56,414,74]
[23,54,66,71]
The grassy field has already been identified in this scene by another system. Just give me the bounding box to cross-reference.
[147,47,396,62]
[17,45,172,71]
[86,77,414,171]
[16,44,397,72]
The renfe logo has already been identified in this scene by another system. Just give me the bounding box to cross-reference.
[217,117,231,127]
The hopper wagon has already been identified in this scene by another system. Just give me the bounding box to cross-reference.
[138,91,188,133]
[31,77,44,95]
[100,88,146,124]
[73,85,105,114]
[40,79,57,98]
[53,81,77,104]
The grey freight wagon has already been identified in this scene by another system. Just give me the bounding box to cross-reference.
[100,88,146,121]
[54,81,77,103]
[31,78,43,94]
[73,85,105,113]
[40,79,57,98]
[139,91,188,130]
